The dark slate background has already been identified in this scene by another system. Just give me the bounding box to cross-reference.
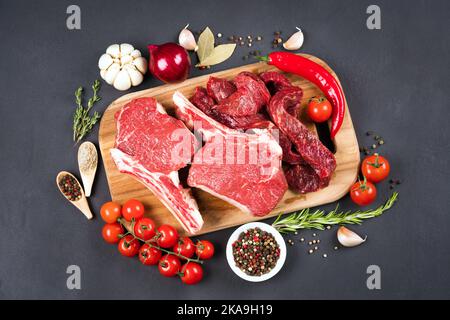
[0,0,449,299]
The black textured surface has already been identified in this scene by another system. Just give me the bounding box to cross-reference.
[0,0,449,299]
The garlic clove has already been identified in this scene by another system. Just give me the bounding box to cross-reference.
[113,69,132,91]
[283,27,304,51]
[179,24,197,51]
[130,49,141,58]
[120,54,133,65]
[106,44,120,58]
[132,57,148,74]
[125,65,144,86]
[337,226,367,247]
[120,43,134,56]
[100,69,107,80]
[98,53,113,70]
[104,63,120,85]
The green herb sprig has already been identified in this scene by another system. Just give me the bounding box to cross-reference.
[272,192,398,233]
[72,80,102,143]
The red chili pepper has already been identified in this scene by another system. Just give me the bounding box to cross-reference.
[259,52,345,139]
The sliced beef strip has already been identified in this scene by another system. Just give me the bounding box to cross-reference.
[206,76,236,103]
[268,87,336,186]
[213,72,270,117]
[260,71,293,95]
[285,163,321,194]
[190,86,273,130]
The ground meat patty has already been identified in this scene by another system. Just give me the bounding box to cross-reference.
[206,77,236,103]
[268,87,336,186]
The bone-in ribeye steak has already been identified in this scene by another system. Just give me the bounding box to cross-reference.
[110,97,203,234]
[173,91,288,216]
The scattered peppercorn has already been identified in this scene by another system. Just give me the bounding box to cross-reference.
[232,228,280,276]
[58,174,82,201]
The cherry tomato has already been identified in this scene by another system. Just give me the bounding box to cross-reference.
[361,154,390,183]
[158,254,181,277]
[173,237,195,259]
[100,202,122,223]
[139,244,162,265]
[350,179,377,206]
[134,218,156,241]
[307,96,332,123]
[195,240,215,260]
[180,262,203,285]
[121,199,145,222]
[118,235,140,257]
[102,222,124,244]
[156,225,179,248]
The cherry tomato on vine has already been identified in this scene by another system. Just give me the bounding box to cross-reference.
[195,240,215,260]
[350,179,377,206]
[139,244,162,265]
[118,235,140,257]
[307,96,332,123]
[156,225,179,248]
[100,202,122,223]
[361,154,390,183]
[158,254,181,277]
[173,237,195,259]
[121,199,145,221]
[134,218,156,241]
[180,262,203,285]
[102,222,124,244]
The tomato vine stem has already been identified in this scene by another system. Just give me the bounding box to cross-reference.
[118,218,204,264]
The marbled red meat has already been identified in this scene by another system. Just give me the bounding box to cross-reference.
[206,76,236,103]
[285,164,321,194]
[268,87,336,186]
[213,72,270,117]
[260,71,293,95]
[111,97,203,234]
[174,91,287,217]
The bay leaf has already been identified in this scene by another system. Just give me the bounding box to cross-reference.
[196,44,237,67]
[197,27,214,62]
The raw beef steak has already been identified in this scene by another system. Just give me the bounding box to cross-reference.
[173,91,288,216]
[110,97,203,234]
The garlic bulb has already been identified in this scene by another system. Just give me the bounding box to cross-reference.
[179,24,198,51]
[283,27,304,51]
[337,226,367,247]
[98,43,147,91]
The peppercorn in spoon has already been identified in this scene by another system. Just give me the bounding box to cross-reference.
[56,171,93,220]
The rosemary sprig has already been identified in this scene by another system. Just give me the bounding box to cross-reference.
[72,80,102,143]
[272,192,398,233]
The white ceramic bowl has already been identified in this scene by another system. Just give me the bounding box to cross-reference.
[226,222,287,282]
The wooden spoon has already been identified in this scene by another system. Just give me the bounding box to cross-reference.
[56,171,93,220]
[77,141,98,197]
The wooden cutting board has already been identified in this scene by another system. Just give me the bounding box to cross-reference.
[98,54,360,236]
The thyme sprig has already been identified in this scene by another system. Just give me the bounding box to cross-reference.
[272,192,398,233]
[72,80,102,143]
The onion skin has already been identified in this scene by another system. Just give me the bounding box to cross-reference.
[148,43,191,83]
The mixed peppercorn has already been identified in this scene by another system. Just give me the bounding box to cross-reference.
[232,227,280,276]
[58,174,82,201]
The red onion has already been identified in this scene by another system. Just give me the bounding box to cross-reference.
[148,43,191,83]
